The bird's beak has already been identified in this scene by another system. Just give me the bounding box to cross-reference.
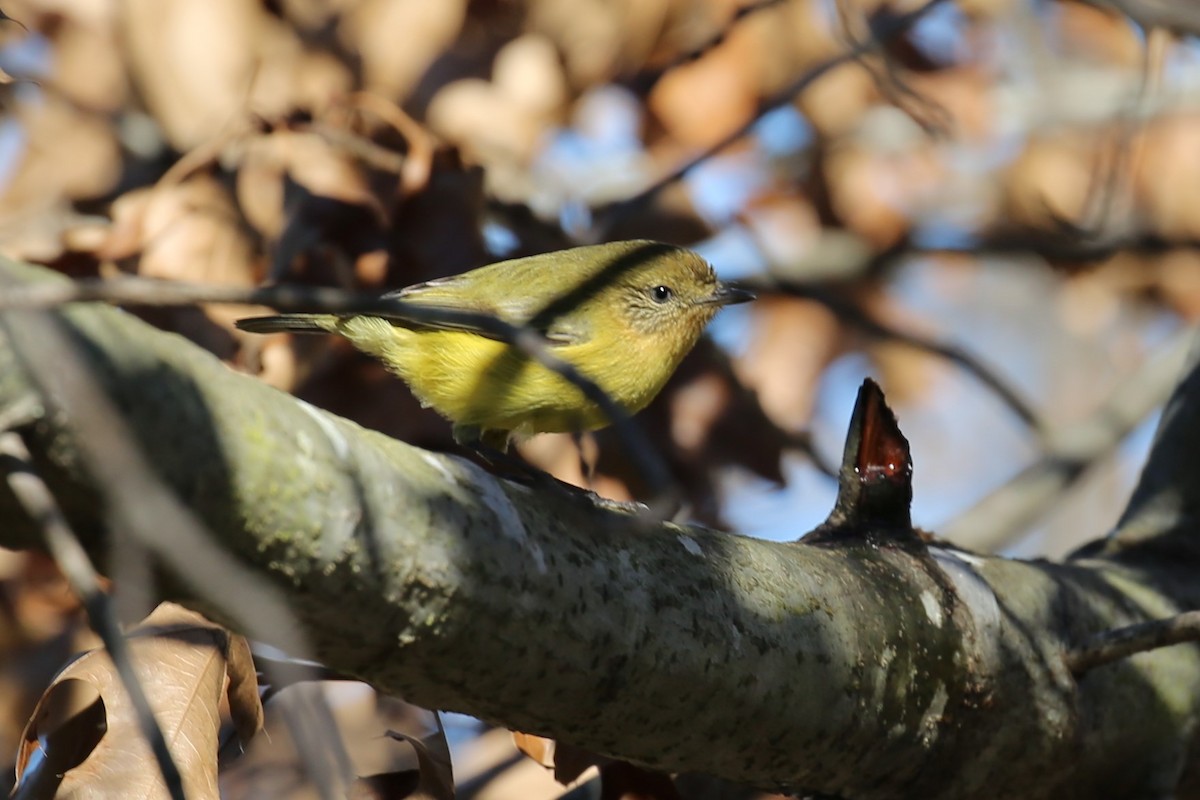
[704,282,756,306]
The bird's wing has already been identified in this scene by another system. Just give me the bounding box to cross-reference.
[380,254,594,346]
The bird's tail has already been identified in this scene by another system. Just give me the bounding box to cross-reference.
[235,314,338,335]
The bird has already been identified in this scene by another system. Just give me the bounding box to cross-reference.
[236,240,754,450]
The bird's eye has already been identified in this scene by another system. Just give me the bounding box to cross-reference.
[651,285,673,303]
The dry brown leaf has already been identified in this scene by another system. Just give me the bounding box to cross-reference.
[648,33,759,149]
[860,285,944,406]
[0,97,121,217]
[494,34,567,121]
[1133,114,1200,241]
[234,134,289,240]
[1154,250,1200,322]
[378,728,455,800]
[526,0,622,86]
[12,602,262,800]
[1055,2,1144,67]
[904,65,995,142]
[512,731,608,786]
[823,140,942,249]
[340,0,467,100]
[282,130,382,211]
[0,547,103,785]
[0,6,27,31]
[751,0,838,97]
[1001,132,1100,233]
[10,678,107,800]
[118,0,267,150]
[44,10,128,111]
[105,176,257,289]
[738,295,843,434]
[427,78,543,164]
[247,29,353,120]
[1,553,85,645]
[793,60,877,139]
[104,176,260,338]
[512,731,556,769]
[607,0,673,69]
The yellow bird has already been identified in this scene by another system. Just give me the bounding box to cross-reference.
[236,240,753,450]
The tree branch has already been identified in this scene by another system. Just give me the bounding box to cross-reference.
[2,257,1200,798]
[1066,610,1200,675]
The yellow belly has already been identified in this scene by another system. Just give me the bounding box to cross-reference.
[337,316,674,437]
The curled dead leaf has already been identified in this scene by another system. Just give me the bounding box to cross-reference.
[12,678,107,800]
[12,602,262,800]
[378,727,455,800]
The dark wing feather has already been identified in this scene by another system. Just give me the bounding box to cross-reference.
[380,251,601,345]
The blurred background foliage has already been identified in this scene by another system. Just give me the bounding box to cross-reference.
[0,0,1196,796]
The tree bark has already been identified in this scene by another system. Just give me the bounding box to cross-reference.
[1,257,1199,799]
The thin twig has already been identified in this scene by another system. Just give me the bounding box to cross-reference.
[348,91,438,196]
[943,325,1194,552]
[0,433,186,800]
[303,122,407,174]
[835,0,953,138]
[0,276,679,515]
[1066,610,1200,675]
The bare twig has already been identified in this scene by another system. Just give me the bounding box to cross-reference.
[303,122,408,174]
[1066,610,1200,674]
[835,0,953,138]
[0,275,679,515]
[943,325,1194,552]
[348,91,438,196]
[0,433,186,800]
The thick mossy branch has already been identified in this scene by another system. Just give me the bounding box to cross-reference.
[1,258,1200,799]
